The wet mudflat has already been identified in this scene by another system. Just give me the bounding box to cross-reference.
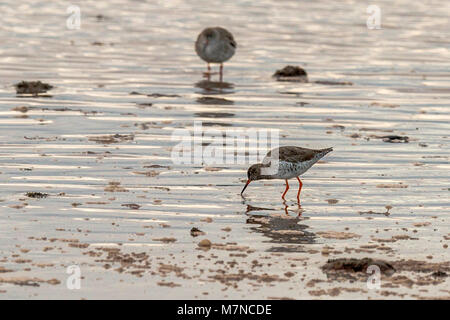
[0,0,449,299]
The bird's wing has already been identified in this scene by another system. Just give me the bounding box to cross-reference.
[263,146,317,164]
[227,34,236,48]
[218,28,237,48]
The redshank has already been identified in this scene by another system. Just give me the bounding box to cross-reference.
[241,146,333,202]
[195,27,236,81]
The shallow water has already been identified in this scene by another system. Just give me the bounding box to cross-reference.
[0,0,449,299]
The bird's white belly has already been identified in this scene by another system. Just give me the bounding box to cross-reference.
[276,160,317,179]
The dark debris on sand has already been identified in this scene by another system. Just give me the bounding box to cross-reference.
[14,81,53,95]
[322,258,396,275]
[431,271,448,278]
[147,93,180,98]
[121,203,141,210]
[380,135,409,143]
[190,227,206,237]
[25,192,49,199]
[314,80,353,86]
[273,65,308,82]
[88,134,134,144]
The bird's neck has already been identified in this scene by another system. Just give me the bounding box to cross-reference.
[257,163,278,180]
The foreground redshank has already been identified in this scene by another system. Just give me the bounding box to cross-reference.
[195,27,236,81]
[241,146,333,202]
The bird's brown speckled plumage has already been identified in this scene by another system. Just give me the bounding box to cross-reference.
[241,146,333,202]
[264,146,332,165]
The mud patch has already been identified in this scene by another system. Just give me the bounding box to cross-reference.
[376,183,408,189]
[195,112,234,118]
[0,276,60,287]
[322,258,396,275]
[313,80,353,86]
[209,271,288,286]
[153,237,177,243]
[104,181,129,192]
[88,134,134,144]
[317,231,361,240]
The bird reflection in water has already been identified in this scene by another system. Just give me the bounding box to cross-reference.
[242,199,304,217]
[241,195,305,218]
[244,212,316,252]
[194,80,234,95]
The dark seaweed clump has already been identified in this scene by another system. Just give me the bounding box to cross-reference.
[273,65,308,82]
[14,81,53,95]
[190,227,205,237]
[381,135,409,143]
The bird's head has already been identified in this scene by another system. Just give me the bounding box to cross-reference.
[201,28,217,46]
[241,163,265,195]
[247,163,265,181]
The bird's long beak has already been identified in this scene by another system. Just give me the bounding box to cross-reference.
[241,179,251,195]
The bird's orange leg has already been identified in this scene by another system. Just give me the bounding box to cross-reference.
[296,177,303,203]
[283,201,289,215]
[281,179,289,200]
[203,63,211,80]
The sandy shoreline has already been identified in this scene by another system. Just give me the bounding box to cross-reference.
[0,0,449,299]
